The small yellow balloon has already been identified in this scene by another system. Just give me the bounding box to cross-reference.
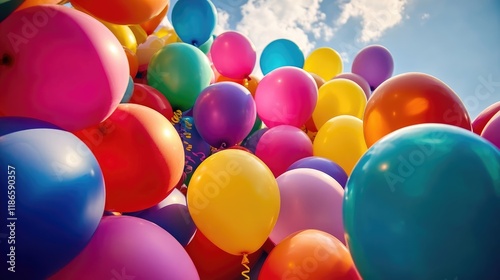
[313,115,367,175]
[155,26,181,45]
[128,24,148,45]
[312,78,367,130]
[304,47,343,81]
[187,149,280,255]
[100,21,138,53]
[136,35,165,67]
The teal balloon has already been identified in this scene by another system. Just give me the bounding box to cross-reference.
[260,39,304,75]
[0,0,24,22]
[344,123,500,279]
[120,76,134,103]
[147,43,212,112]
[198,34,214,54]
[172,0,217,46]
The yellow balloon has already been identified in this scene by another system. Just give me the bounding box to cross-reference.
[313,115,367,175]
[155,26,181,45]
[187,149,280,255]
[100,21,138,53]
[312,78,367,130]
[128,24,148,45]
[304,47,343,81]
[136,35,164,67]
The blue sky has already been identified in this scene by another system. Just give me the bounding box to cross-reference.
[165,0,500,118]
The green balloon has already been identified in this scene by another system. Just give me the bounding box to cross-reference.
[0,0,24,22]
[198,34,214,54]
[344,123,500,279]
[148,43,212,112]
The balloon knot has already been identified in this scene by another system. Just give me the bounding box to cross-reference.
[241,254,250,280]
[1,54,13,67]
[243,77,250,88]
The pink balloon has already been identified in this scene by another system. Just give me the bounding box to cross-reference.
[255,125,313,177]
[481,111,500,149]
[255,67,318,128]
[269,168,345,246]
[50,216,199,280]
[472,101,500,135]
[334,72,372,99]
[0,6,128,131]
[210,31,256,79]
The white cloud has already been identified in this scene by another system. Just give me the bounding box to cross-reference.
[335,0,408,43]
[234,0,332,56]
[421,13,430,20]
[214,8,230,35]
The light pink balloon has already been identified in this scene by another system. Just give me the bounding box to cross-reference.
[0,6,128,131]
[210,31,256,79]
[255,66,318,128]
[481,111,500,149]
[269,168,345,247]
[50,216,199,280]
[255,125,313,177]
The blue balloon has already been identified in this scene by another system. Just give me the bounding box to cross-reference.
[260,39,305,75]
[344,124,500,279]
[120,76,135,103]
[172,0,217,46]
[0,119,105,279]
[287,156,348,187]
[180,116,211,184]
[128,189,196,246]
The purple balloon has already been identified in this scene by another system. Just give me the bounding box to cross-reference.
[287,156,348,188]
[333,73,372,100]
[242,127,269,154]
[481,111,500,149]
[193,82,256,148]
[351,45,394,90]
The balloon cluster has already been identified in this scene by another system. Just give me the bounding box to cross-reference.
[1,1,500,280]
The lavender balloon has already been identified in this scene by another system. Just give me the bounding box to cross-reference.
[287,156,348,188]
[351,45,394,90]
[193,82,256,149]
[334,73,372,100]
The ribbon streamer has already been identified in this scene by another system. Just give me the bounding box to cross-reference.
[241,254,251,280]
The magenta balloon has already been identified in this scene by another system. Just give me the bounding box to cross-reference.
[269,168,345,246]
[334,72,372,99]
[351,45,394,90]
[255,125,313,177]
[210,31,256,79]
[193,82,256,148]
[255,66,318,128]
[472,101,500,135]
[50,216,199,280]
[0,5,128,131]
[481,111,500,149]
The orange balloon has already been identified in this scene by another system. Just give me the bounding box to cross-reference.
[364,72,471,147]
[70,0,169,25]
[216,74,260,98]
[140,3,169,35]
[124,47,138,78]
[309,72,325,89]
[259,230,361,280]
[186,230,263,280]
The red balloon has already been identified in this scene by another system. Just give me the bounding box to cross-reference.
[185,230,263,280]
[74,104,184,212]
[472,101,500,135]
[129,83,174,121]
[364,72,472,147]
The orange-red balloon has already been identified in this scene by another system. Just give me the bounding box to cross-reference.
[141,4,169,35]
[259,230,361,280]
[186,230,263,280]
[70,0,169,25]
[364,72,471,147]
[216,74,260,98]
[74,104,184,212]
[124,47,139,78]
[129,83,174,121]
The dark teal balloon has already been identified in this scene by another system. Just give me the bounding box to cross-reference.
[172,0,217,47]
[260,39,304,75]
[0,0,24,22]
[344,124,500,280]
